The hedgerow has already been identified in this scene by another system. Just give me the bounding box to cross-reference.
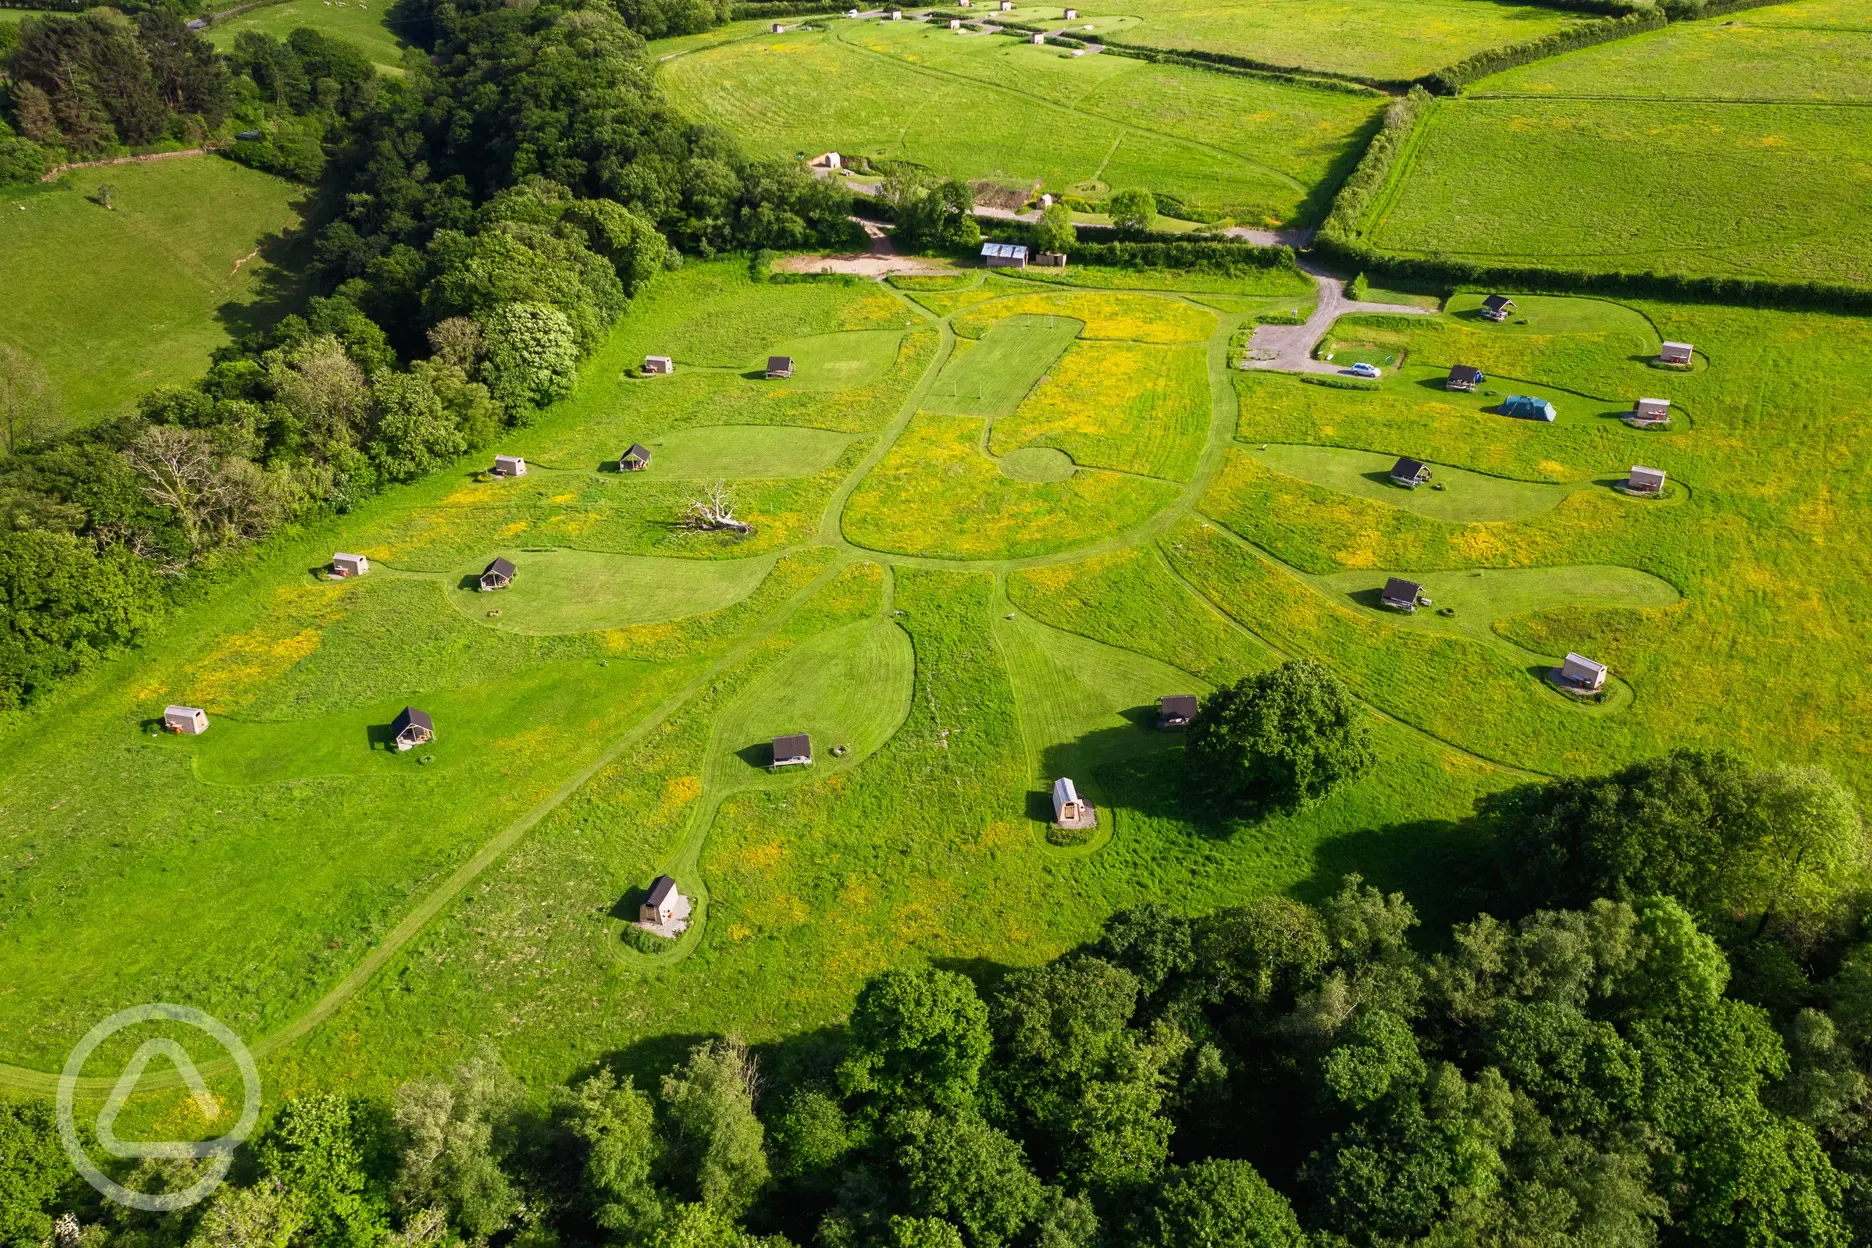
[1424,10,1665,92]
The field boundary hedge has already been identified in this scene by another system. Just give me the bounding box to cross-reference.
[981,225,1298,273]
[1092,35,1406,94]
[1312,6,1872,314]
[729,0,844,17]
[1422,10,1665,92]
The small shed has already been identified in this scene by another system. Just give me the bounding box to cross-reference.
[766,356,795,379]
[981,241,1029,268]
[643,355,674,375]
[493,454,527,477]
[949,17,961,26]
[1659,341,1694,366]
[619,443,653,472]
[1030,30,1045,42]
[959,0,971,7]
[1501,395,1557,422]
[772,733,813,768]
[1480,295,1516,322]
[332,552,369,578]
[1064,5,1077,15]
[391,706,434,751]
[1053,777,1087,823]
[480,556,516,591]
[1381,577,1423,613]
[164,705,209,735]
[846,7,859,14]
[1558,652,1607,692]
[999,0,1012,9]
[1036,251,1068,268]
[1446,364,1483,392]
[640,875,684,924]
[1158,694,1198,729]
[1626,465,1667,496]
[771,21,785,31]
[888,7,901,16]
[1390,456,1432,489]
[1628,397,1671,427]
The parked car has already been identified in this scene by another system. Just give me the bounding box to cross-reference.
[1349,362,1382,379]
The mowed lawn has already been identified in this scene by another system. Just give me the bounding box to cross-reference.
[203,0,410,73]
[1363,8,1872,286]
[1072,0,1584,81]
[0,159,309,428]
[656,18,1384,223]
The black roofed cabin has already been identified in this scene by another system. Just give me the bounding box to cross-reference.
[391,706,434,751]
[766,356,795,379]
[480,557,516,591]
[1480,295,1516,322]
[1158,695,1198,729]
[1390,457,1432,488]
[1446,364,1483,392]
[772,733,813,768]
[619,443,652,472]
[1382,577,1423,613]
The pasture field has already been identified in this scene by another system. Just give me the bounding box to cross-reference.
[1361,10,1872,285]
[8,245,1872,1122]
[203,0,411,73]
[1072,0,1584,81]
[0,159,308,430]
[655,18,1386,223]
[1476,0,1872,101]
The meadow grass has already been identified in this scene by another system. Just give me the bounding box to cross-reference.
[604,260,908,368]
[922,315,1084,417]
[655,19,1384,223]
[1074,0,1583,81]
[842,411,1180,558]
[1005,264,1315,297]
[203,0,412,73]
[1009,545,1272,686]
[953,290,1217,343]
[1245,443,1589,521]
[0,159,308,429]
[443,549,779,634]
[1363,95,1872,286]
[268,567,1513,1093]
[1475,1,1872,101]
[993,341,1211,480]
[1308,563,1679,650]
[1220,294,1872,797]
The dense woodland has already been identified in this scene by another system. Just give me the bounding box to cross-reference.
[2,747,1869,1248]
[0,0,856,709]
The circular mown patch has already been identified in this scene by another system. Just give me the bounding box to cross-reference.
[999,446,1077,482]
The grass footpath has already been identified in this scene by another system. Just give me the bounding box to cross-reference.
[0,159,309,430]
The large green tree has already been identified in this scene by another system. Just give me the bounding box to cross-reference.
[1185,659,1376,814]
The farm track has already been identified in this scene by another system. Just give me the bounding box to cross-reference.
[2,264,1543,1087]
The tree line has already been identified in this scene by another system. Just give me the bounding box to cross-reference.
[1,740,1868,1248]
[0,0,858,710]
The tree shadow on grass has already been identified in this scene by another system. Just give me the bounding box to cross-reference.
[1298,815,1497,939]
[213,183,329,345]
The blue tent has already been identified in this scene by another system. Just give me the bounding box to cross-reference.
[1501,395,1557,422]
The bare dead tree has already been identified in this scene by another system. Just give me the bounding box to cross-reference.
[683,480,752,534]
[123,425,225,551]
